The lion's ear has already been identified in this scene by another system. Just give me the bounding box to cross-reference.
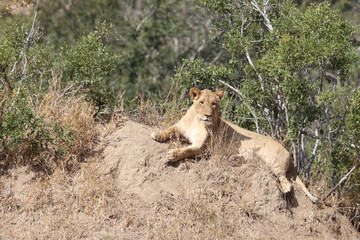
[189,87,201,100]
[215,88,224,100]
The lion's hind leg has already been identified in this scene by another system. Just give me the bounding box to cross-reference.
[278,174,293,193]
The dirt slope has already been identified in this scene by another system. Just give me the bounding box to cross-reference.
[1,119,359,239]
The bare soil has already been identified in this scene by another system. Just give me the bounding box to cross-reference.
[1,119,359,239]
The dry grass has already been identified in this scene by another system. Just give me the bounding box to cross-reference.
[130,93,187,129]
[144,131,252,239]
[136,99,272,239]
[0,160,124,239]
[1,78,126,238]
[36,81,96,161]
[1,79,97,173]
[1,90,359,239]
[146,189,237,240]
[144,157,267,240]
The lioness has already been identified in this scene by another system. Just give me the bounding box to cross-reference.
[151,87,318,203]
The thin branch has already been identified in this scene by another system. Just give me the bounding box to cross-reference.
[255,101,274,136]
[324,70,340,81]
[2,67,13,92]
[245,50,254,67]
[9,0,40,111]
[136,9,155,32]
[292,141,298,171]
[350,202,360,222]
[213,49,223,62]
[305,128,321,178]
[302,129,360,151]
[249,0,274,32]
[242,16,264,91]
[300,133,305,168]
[237,116,265,121]
[49,83,75,109]
[323,159,359,202]
[67,84,83,98]
[219,79,259,133]
[301,130,326,140]
[284,100,299,169]
[58,95,86,116]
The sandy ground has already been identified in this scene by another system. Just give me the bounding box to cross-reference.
[1,119,359,239]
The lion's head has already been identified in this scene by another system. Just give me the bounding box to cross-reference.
[189,87,224,125]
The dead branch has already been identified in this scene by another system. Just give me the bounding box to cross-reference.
[305,128,321,177]
[219,79,260,133]
[136,9,155,32]
[245,0,274,32]
[323,158,359,202]
[284,100,299,169]
[8,0,40,111]
[1,65,13,92]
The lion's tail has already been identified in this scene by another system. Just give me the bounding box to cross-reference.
[295,176,319,203]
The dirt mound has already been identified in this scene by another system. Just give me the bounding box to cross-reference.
[1,119,359,239]
[98,120,200,203]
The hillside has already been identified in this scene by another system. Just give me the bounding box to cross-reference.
[0,118,359,239]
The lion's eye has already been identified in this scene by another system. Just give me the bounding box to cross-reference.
[200,101,204,105]
[212,103,217,107]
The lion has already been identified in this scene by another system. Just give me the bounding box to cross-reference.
[151,87,318,203]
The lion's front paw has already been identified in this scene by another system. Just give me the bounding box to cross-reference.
[151,131,167,142]
[167,149,181,163]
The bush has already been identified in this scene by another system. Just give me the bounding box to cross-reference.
[173,0,360,228]
[64,21,119,114]
[0,9,97,173]
[1,97,73,171]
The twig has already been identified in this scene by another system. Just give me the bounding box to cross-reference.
[58,95,86,116]
[67,84,83,99]
[323,159,359,202]
[301,130,326,140]
[350,202,360,222]
[284,99,299,168]
[239,15,265,92]
[136,10,155,32]
[2,67,13,92]
[236,116,265,120]
[49,83,75,109]
[213,49,223,62]
[9,0,40,111]
[219,79,259,133]
[305,128,321,178]
[249,0,274,32]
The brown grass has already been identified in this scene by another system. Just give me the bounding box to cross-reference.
[36,81,96,159]
[1,79,97,173]
[144,156,269,240]
[144,128,254,239]
[0,161,124,239]
[1,91,359,239]
[130,92,188,128]
[146,188,238,240]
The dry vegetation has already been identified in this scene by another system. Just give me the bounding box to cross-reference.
[0,90,360,239]
[0,79,97,174]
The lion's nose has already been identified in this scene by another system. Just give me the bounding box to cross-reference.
[205,114,211,118]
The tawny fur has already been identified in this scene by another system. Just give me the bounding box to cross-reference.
[151,88,318,203]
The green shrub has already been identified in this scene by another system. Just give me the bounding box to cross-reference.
[186,0,359,200]
[65,21,119,114]
[1,98,74,171]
